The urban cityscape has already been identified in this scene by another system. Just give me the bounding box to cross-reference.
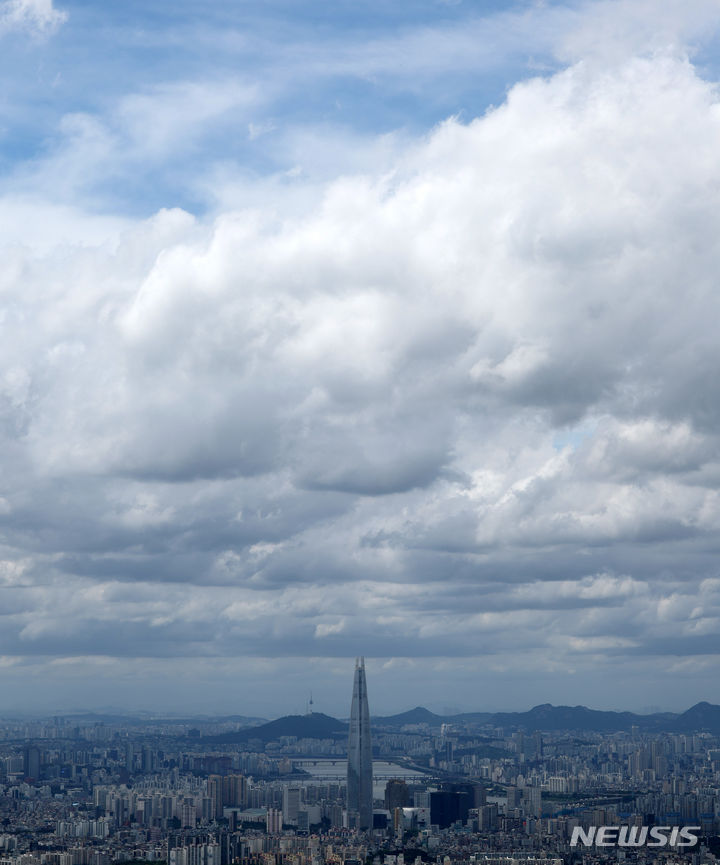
[3,3,720,865]
[0,660,719,865]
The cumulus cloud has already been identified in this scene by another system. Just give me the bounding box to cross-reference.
[0,0,66,36]
[1,1,720,712]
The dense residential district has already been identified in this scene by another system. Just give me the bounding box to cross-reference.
[2,670,720,865]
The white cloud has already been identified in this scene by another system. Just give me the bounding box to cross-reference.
[0,0,66,37]
[2,2,720,711]
[557,0,720,64]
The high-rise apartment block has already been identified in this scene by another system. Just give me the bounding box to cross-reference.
[384,779,409,812]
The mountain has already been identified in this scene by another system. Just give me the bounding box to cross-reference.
[66,702,720,741]
[674,701,720,732]
[486,703,656,732]
[369,703,720,734]
[373,706,445,726]
[374,703,649,732]
[202,712,347,744]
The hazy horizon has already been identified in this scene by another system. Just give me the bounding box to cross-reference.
[0,666,707,719]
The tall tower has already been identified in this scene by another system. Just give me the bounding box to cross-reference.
[347,656,373,830]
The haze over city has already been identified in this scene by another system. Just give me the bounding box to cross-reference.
[1,0,720,715]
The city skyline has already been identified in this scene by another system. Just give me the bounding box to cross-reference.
[1,0,720,712]
[0,702,716,862]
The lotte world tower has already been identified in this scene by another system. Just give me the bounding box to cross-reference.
[347,657,373,829]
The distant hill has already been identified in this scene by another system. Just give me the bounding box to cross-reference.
[485,703,655,733]
[205,702,720,737]
[373,706,445,726]
[674,701,720,732]
[202,712,347,744]
[56,702,720,741]
[371,702,720,734]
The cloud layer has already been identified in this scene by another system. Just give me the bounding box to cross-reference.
[0,0,66,36]
[1,1,720,714]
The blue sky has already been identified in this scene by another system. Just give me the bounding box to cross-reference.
[3,0,720,717]
[1,0,564,215]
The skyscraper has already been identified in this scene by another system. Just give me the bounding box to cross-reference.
[347,656,373,829]
[23,746,40,782]
[384,779,409,811]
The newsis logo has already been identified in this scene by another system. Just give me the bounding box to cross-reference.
[570,826,701,848]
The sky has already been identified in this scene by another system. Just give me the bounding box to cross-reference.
[2,0,720,718]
